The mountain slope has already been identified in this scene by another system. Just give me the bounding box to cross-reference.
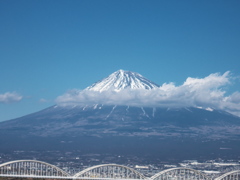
[1,104,240,139]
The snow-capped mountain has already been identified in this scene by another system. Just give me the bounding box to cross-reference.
[1,70,240,161]
[86,69,159,92]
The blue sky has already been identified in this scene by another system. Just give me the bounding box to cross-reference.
[1,0,240,121]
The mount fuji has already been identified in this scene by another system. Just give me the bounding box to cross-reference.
[1,70,240,160]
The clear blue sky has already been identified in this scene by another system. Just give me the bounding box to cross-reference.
[1,0,240,121]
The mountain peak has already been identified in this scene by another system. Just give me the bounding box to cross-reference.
[86,69,159,92]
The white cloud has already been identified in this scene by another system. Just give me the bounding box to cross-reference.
[56,71,240,116]
[222,92,240,116]
[0,92,23,103]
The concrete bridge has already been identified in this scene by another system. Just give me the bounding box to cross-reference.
[0,160,239,180]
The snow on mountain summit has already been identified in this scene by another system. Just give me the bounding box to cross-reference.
[86,69,159,92]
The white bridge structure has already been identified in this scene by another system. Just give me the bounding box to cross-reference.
[0,160,239,180]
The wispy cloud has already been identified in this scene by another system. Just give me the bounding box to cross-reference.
[39,98,49,103]
[56,71,240,116]
[0,92,23,103]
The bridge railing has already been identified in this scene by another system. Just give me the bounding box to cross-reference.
[1,160,240,180]
[74,164,146,179]
[151,167,211,180]
[0,160,70,178]
[214,170,240,180]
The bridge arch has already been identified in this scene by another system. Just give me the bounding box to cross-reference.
[215,170,240,180]
[151,167,210,180]
[0,160,70,178]
[74,164,146,179]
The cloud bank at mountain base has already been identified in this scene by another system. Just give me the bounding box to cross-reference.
[56,71,240,116]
